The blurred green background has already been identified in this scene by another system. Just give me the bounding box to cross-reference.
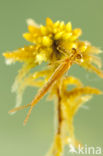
[0,0,103,156]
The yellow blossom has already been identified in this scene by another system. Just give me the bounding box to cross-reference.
[3,18,103,156]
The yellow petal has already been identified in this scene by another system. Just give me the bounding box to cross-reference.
[28,25,39,33]
[23,33,33,42]
[46,17,53,26]
[42,36,52,46]
[54,32,64,40]
[66,22,72,32]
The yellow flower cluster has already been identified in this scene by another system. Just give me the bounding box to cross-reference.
[4,18,103,77]
[3,18,103,156]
